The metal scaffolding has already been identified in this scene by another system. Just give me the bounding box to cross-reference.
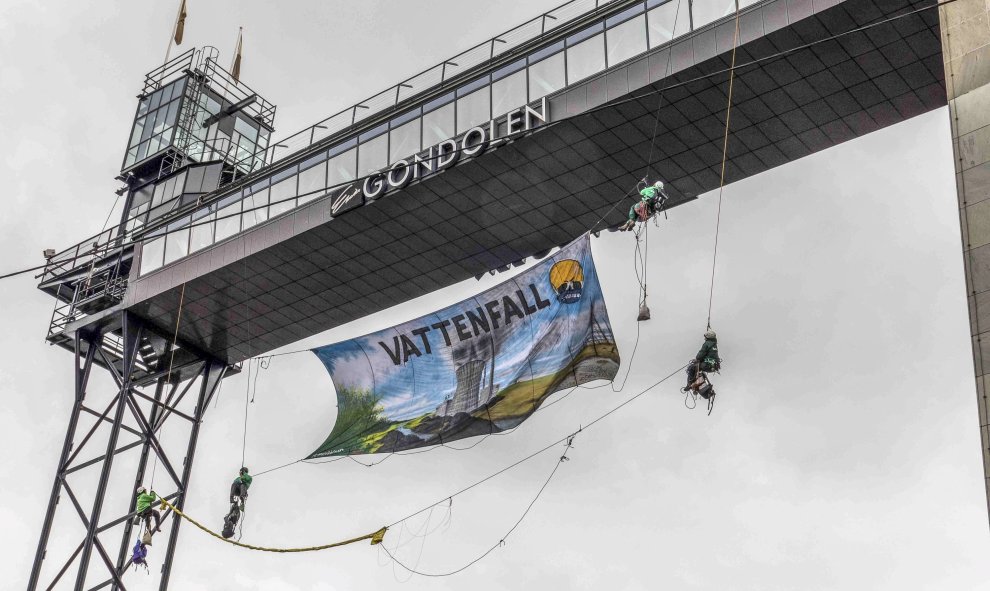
[28,312,228,591]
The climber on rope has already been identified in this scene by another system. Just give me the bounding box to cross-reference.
[683,329,721,399]
[619,180,669,231]
[222,467,252,539]
[230,466,252,507]
[134,486,161,537]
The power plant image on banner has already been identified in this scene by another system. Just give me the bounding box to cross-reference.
[309,234,619,457]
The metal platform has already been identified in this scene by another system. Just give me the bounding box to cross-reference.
[114,0,942,363]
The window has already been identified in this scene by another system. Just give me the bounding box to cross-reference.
[242,186,269,230]
[163,219,191,266]
[492,70,527,118]
[607,15,648,66]
[566,34,606,83]
[648,0,691,47]
[328,148,357,189]
[456,88,491,133]
[140,237,166,275]
[189,212,215,253]
[390,119,421,163]
[423,103,455,146]
[692,0,737,29]
[528,53,566,101]
[269,176,297,218]
[298,161,327,205]
[215,200,242,242]
[358,134,388,177]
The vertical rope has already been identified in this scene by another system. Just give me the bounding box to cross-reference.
[706,6,742,330]
[241,359,251,468]
[151,282,186,489]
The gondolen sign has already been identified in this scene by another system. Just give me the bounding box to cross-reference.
[332,98,549,215]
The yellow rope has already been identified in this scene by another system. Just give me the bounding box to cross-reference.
[159,498,387,552]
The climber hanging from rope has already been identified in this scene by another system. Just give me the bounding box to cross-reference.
[134,486,161,540]
[619,180,669,232]
[222,467,252,539]
[683,329,721,402]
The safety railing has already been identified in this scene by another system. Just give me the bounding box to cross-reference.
[261,0,625,165]
[143,48,196,95]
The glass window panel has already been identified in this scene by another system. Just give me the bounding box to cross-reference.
[358,134,388,177]
[693,0,737,29]
[163,222,190,266]
[648,0,691,47]
[189,213,215,253]
[140,237,165,275]
[298,160,327,205]
[328,149,357,189]
[164,101,180,128]
[457,76,490,97]
[529,41,564,64]
[423,92,455,113]
[456,88,490,134]
[140,111,156,142]
[608,15,648,66]
[269,176,297,218]
[492,58,526,82]
[130,117,146,148]
[492,70,527,118]
[234,116,259,143]
[529,53,566,101]
[137,140,150,161]
[422,103,455,146]
[137,97,150,118]
[215,201,241,242]
[242,187,269,230]
[149,89,163,110]
[566,34,606,84]
[567,23,604,45]
[389,119,421,163]
[605,4,645,28]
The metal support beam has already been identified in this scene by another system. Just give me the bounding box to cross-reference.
[75,313,142,591]
[112,377,166,583]
[28,332,97,590]
[158,360,225,591]
[28,310,230,590]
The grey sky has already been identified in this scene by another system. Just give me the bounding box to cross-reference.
[1,1,988,589]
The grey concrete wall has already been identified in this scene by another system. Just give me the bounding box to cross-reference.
[941,0,990,527]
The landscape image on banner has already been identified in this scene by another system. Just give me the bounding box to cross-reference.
[309,235,619,457]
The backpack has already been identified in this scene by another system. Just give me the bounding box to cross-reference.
[131,540,148,572]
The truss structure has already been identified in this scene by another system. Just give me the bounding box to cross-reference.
[28,312,230,591]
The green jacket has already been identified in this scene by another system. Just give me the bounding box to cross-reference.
[235,473,253,490]
[696,339,719,365]
[135,491,158,513]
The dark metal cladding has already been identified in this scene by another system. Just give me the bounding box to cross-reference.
[116,0,942,364]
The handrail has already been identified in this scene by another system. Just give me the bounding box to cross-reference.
[260,0,626,168]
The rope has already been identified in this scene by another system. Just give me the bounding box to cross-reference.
[158,497,386,552]
[385,362,687,528]
[705,6,741,330]
[381,437,573,578]
[150,282,186,489]
[241,359,250,468]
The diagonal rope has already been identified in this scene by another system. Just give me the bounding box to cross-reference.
[706,5,742,330]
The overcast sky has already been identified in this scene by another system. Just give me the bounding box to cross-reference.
[2,1,989,589]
